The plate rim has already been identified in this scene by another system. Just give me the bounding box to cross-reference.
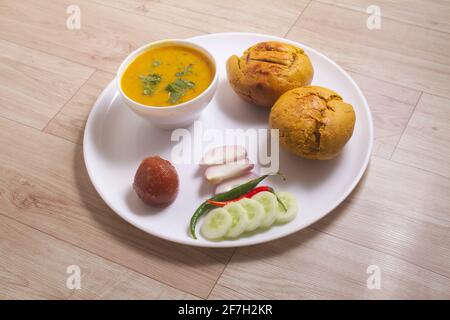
[83,32,374,248]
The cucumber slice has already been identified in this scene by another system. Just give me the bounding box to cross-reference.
[275,191,298,223]
[252,191,278,228]
[236,198,265,232]
[223,202,249,238]
[200,208,232,240]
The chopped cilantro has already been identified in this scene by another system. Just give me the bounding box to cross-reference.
[139,73,161,96]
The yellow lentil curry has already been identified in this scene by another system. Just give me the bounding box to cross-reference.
[121,44,214,106]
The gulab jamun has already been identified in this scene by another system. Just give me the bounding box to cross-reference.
[133,156,179,205]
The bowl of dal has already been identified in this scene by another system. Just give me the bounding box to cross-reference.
[116,39,218,129]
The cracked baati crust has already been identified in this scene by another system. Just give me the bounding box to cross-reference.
[269,86,356,160]
[226,41,314,108]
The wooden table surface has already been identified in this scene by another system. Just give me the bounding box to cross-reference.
[1,0,449,299]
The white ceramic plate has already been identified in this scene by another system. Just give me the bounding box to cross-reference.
[83,33,373,248]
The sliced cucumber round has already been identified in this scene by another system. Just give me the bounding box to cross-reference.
[275,191,298,223]
[236,198,265,232]
[252,191,278,228]
[223,202,249,238]
[201,208,232,240]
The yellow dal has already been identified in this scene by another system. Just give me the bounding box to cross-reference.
[121,45,214,106]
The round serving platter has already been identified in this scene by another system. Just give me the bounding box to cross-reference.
[83,32,373,248]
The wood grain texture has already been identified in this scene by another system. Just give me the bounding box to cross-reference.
[318,0,450,33]
[312,157,450,278]
[45,71,114,144]
[0,214,196,299]
[287,1,450,98]
[0,0,449,299]
[0,116,233,298]
[347,71,420,159]
[0,39,93,129]
[392,94,450,178]
[210,228,450,299]
[89,0,309,36]
[0,0,202,73]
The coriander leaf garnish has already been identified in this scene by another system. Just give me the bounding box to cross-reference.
[140,73,161,96]
[168,91,183,104]
[175,64,193,77]
[152,60,161,67]
[174,78,195,89]
[165,78,196,104]
[140,74,161,84]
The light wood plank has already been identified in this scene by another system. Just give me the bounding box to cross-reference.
[210,228,450,299]
[347,72,420,159]
[392,94,450,178]
[0,39,93,129]
[1,0,449,300]
[45,71,114,144]
[0,214,196,299]
[90,0,309,36]
[311,157,450,277]
[287,1,450,98]
[0,116,233,298]
[318,0,450,33]
[0,0,202,73]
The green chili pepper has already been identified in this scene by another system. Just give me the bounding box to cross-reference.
[189,172,285,239]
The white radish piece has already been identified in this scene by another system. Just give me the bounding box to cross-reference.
[201,145,247,166]
[215,172,258,195]
[205,161,254,185]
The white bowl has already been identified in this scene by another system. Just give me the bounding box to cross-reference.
[116,39,218,129]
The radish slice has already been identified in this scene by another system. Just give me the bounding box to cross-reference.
[201,145,247,166]
[215,172,258,195]
[205,161,254,185]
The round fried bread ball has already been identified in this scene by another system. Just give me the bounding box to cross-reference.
[269,86,355,160]
[226,41,314,108]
